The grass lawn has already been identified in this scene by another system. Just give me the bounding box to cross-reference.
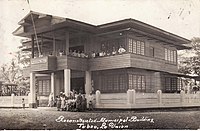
[0,107,200,130]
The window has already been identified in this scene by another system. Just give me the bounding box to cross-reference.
[128,74,146,92]
[149,47,154,57]
[128,39,133,53]
[165,48,168,60]
[137,41,141,54]
[164,77,180,93]
[164,48,177,64]
[141,42,145,55]
[128,38,145,55]
[100,74,127,93]
[38,80,51,96]
[173,51,177,63]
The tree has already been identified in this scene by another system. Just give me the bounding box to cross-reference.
[178,37,200,76]
[0,49,31,92]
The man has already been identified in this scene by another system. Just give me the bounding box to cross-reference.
[76,93,82,111]
[118,45,126,54]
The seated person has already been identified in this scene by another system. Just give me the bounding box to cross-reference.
[112,47,117,55]
[69,50,73,56]
[77,51,81,57]
[118,46,126,54]
[91,51,96,58]
[106,50,111,56]
[72,50,78,57]
[99,51,106,56]
[80,51,85,58]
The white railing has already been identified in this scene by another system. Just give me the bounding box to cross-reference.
[0,94,29,107]
[95,90,200,109]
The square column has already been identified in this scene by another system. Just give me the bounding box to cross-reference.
[29,72,37,108]
[85,71,92,95]
[64,69,71,96]
[51,72,55,99]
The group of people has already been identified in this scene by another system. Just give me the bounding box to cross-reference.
[68,50,89,58]
[48,91,94,112]
[56,45,127,59]
[91,46,126,58]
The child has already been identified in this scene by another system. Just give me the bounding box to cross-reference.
[56,96,61,111]
[22,98,25,109]
[88,92,94,111]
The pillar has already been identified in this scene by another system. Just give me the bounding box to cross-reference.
[31,35,35,58]
[51,72,55,99]
[64,69,71,96]
[52,32,56,56]
[29,72,37,108]
[85,71,92,95]
[65,31,69,55]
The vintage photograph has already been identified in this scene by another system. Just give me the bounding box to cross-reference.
[0,0,200,130]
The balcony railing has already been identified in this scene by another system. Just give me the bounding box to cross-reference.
[24,52,177,72]
[31,56,57,71]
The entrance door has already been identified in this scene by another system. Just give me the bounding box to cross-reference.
[71,77,85,94]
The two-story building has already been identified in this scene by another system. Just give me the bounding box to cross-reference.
[13,11,192,108]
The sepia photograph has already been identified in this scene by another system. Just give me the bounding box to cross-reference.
[0,0,200,130]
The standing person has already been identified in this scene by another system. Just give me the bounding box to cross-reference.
[56,96,61,111]
[22,98,25,109]
[60,93,66,111]
[81,95,87,111]
[48,92,54,107]
[76,93,82,112]
[88,92,94,111]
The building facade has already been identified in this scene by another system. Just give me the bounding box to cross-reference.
[13,11,191,108]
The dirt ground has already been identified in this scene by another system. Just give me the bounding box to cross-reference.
[0,107,200,130]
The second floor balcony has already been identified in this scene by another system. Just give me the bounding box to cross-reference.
[27,51,178,73]
[31,55,57,71]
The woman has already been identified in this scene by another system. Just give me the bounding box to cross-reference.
[60,93,66,111]
[48,92,54,107]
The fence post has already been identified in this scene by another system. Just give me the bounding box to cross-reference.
[127,89,133,104]
[96,90,101,106]
[28,93,31,107]
[132,89,136,105]
[11,93,15,108]
[180,90,185,105]
[157,90,162,106]
[127,89,136,107]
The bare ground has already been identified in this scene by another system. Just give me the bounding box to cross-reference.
[0,107,200,130]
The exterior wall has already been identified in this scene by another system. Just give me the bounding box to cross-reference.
[92,69,128,93]
[26,29,178,73]
[92,68,160,93]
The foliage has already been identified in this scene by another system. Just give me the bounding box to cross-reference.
[178,37,200,76]
[0,49,31,87]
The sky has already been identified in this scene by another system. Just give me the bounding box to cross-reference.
[0,0,200,65]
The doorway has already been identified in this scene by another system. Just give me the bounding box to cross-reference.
[71,77,85,94]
